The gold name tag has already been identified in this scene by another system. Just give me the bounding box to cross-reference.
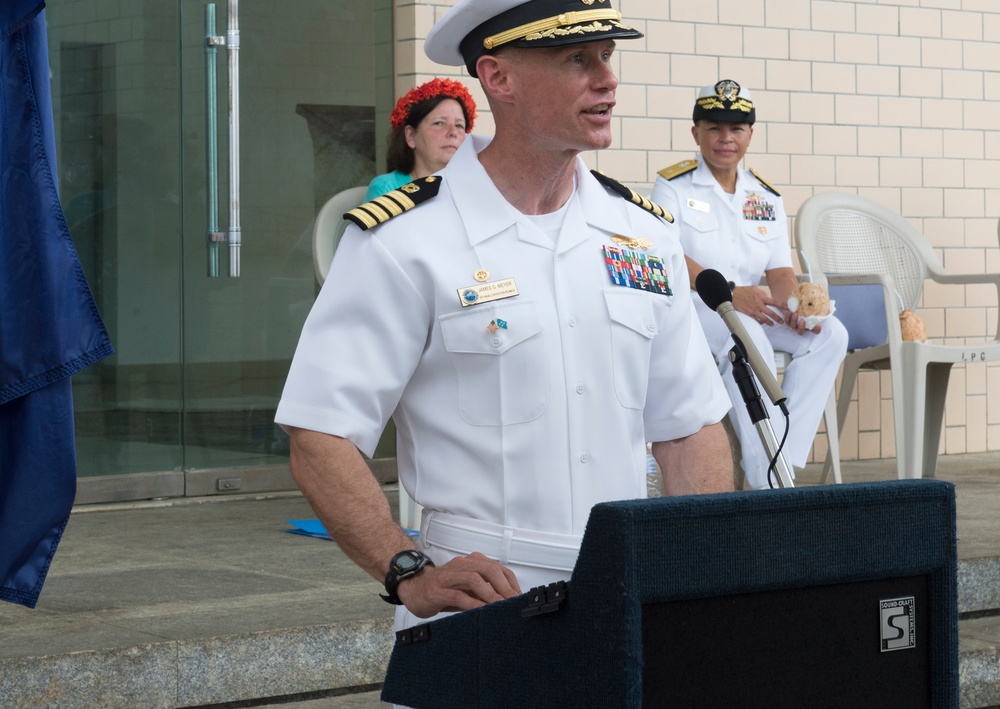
[457,277,519,307]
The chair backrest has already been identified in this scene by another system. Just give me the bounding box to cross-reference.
[795,192,941,313]
[826,282,890,350]
[312,185,367,285]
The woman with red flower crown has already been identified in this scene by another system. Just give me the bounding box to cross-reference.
[363,78,478,202]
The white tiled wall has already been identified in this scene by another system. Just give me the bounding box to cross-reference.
[398,0,1000,464]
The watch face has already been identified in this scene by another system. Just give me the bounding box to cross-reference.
[395,553,419,572]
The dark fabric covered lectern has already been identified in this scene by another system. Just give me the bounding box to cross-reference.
[382,480,958,708]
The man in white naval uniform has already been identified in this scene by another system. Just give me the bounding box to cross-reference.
[275,0,734,633]
[651,80,848,491]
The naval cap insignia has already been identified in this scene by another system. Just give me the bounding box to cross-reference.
[716,79,741,101]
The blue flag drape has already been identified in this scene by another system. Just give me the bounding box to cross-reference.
[1,1,114,608]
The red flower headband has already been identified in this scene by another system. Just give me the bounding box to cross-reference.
[390,78,477,133]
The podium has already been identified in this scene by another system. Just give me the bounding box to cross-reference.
[382,480,958,708]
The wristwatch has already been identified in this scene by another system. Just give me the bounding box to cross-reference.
[380,550,434,605]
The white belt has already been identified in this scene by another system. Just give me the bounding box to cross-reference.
[420,511,582,572]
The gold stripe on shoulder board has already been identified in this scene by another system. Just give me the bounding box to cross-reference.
[657,159,698,181]
[748,168,781,197]
[590,170,674,223]
[343,175,442,231]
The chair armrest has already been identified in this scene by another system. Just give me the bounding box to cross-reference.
[928,272,1000,340]
[930,272,1000,288]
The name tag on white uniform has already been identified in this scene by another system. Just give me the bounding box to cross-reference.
[687,198,710,213]
[457,278,519,307]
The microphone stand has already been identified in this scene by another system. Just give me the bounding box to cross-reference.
[728,338,794,489]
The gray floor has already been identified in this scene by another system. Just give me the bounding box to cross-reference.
[1,454,998,708]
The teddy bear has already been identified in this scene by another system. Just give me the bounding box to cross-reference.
[786,282,831,319]
[786,282,835,331]
[899,309,928,343]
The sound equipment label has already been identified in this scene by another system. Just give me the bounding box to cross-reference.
[880,596,915,652]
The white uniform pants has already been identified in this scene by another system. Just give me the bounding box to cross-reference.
[696,303,848,490]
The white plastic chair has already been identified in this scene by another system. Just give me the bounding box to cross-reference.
[795,192,1000,479]
[311,186,367,285]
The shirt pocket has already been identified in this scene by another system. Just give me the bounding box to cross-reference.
[680,205,718,234]
[439,300,547,426]
[744,218,783,243]
[604,289,658,410]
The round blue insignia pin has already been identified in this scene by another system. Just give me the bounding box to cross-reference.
[463,289,479,304]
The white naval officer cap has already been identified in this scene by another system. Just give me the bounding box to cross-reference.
[693,80,756,125]
[425,0,643,78]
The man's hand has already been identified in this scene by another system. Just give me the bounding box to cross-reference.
[396,552,522,618]
[764,267,821,335]
[786,310,823,335]
[287,428,523,619]
[731,285,786,326]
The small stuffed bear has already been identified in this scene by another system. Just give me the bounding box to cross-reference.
[787,282,831,318]
[899,309,928,343]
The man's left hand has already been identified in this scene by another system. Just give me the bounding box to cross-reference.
[786,310,822,335]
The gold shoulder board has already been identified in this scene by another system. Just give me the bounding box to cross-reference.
[749,168,781,197]
[344,176,442,231]
[656,159,698,181]
[591,170,674,223]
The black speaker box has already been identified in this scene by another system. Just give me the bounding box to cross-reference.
[382,480,958,708]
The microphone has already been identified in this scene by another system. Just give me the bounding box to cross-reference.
[694,268,787,410]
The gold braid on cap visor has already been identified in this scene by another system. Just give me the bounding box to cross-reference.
[483,9,627,50]
[696,96,754,114]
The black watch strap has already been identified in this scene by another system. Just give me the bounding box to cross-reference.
[380,550,433,605]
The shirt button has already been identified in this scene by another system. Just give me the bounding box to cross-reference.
[491,336,502,348]
[580,452,590,463]
[576,383,585,394]
[646,322,656,333]
[568,317,577,327]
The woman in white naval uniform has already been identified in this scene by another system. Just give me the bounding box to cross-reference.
[276,0,735,642]
[651,80,848,490]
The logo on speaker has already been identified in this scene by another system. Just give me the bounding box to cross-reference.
[880,596,915,652]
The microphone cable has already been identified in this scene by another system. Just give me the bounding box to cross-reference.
[768,407,791,489]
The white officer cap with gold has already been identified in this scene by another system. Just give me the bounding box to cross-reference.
[426,0,643,78]
[693,80,756,125]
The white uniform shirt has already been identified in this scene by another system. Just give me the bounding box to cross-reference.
[276,135,730,537]
[650,155,793,289]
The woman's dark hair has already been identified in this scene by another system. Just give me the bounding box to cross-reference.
[385,95,471,174]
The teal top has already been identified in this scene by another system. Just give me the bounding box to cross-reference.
[364,170,411,202]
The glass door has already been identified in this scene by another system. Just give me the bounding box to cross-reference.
[46,0,393,503]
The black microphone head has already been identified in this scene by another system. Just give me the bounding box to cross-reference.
[695,269,733,311]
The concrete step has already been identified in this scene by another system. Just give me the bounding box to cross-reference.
[962,556,1000,615]
[959,554,1000,709]
[961,615,1000,709]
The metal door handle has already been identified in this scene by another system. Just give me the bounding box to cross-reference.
[204,0,241,277]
